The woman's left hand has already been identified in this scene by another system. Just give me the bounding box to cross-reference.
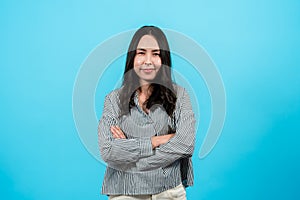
[110,126,126,139]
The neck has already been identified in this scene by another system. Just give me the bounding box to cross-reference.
[139,81,152,96]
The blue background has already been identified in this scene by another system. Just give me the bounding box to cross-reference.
[1,0,300,199]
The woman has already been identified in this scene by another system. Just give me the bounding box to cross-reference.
[98,25,196,200]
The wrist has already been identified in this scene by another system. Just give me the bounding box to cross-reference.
[151,136,159,149]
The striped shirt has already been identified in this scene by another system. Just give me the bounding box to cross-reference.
[98,84,196,195]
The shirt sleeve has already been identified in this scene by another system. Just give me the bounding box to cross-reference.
[98,93,154,169]
[136,88,196,171]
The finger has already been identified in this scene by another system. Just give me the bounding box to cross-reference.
[111,126,126,139]
[114,126,126,139]
[111,127,121,138]
[110,126,117,134]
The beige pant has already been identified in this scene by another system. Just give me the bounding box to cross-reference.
[109,184,186,200]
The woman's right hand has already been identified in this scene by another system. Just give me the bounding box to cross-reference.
[151,134,175,149]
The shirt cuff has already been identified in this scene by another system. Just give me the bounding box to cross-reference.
[139,137,154,157]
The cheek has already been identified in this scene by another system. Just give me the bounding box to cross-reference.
[134,57,143,66]
[154,58,162,66]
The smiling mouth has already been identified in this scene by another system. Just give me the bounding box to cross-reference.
[140,67,155,73]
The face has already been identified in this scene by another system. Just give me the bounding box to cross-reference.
[133,35,162,86]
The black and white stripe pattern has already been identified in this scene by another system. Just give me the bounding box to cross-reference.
[98,84,196,195]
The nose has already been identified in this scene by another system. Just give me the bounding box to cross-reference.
[144,53,152,66]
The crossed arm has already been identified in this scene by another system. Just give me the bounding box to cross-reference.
[98,89,195,171]
[110,125,174,149]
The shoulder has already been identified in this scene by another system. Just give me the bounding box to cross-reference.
[103,87,123,110]
[172,83,189,99]
[172,83,195,120]
[101,87,124,115]
[106,87,121,99]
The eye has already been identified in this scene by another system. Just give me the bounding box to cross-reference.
[153,53,160,56]
[137,51,145,55]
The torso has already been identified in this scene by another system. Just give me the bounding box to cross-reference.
[137,90,150,114]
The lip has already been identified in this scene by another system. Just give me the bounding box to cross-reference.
[141,68,155,73]
[140,66,155,71]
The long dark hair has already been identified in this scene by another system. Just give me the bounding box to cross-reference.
[119,25,177,117]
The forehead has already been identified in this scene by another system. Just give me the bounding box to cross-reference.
[137,35,160,49]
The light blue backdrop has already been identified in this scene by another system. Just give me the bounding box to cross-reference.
[1,0,299,199]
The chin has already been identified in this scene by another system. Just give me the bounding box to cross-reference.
[143,76,156,81]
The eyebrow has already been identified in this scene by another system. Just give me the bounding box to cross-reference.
[137,48,160,52]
